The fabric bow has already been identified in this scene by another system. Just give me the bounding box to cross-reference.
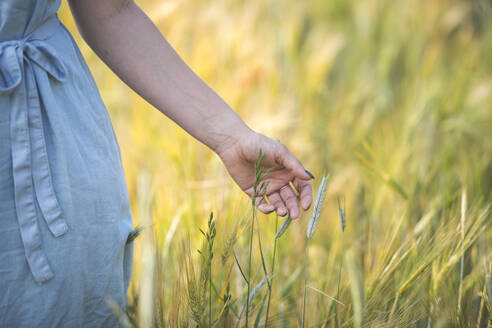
[0,15,68,284]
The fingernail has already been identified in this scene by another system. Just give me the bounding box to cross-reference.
[305,169,315,179]
[279,207,287,216]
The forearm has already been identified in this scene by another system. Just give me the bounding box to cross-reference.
[68,0,252,153]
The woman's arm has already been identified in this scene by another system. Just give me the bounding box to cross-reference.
[67,0,248,154]
[67,0,314,219]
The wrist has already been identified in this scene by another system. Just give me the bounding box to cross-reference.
[211,117,254,158]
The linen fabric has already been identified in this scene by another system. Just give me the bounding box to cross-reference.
[0,0,134,326]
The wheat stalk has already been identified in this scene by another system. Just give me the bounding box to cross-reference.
[248,276,269,305]
[275,214,292,239]
[457,189,467,315]
[307,175,329,239]
[334,195,346,328]
[137,172,155,328]
[264,212,279,327]
[303,175,328,328]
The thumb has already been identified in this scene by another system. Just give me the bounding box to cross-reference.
[275,143,314,180]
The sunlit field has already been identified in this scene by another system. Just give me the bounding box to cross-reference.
[59,0,491,326]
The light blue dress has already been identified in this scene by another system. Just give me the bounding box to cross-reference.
[0,0,134,326]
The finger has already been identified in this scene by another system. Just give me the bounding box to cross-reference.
[267,192,288,217]
[274,142,314,181]
[254,196,275,214]
[293,177,313,210]
[258,203,275,214]
[279,185,300,220]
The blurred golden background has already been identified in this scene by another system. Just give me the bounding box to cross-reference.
[59,0,492,326]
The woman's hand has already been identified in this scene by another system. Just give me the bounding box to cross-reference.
[216,130,314,220]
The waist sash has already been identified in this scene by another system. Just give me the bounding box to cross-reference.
[0,15,69,284]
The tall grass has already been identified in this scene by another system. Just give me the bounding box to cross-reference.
[199,212,216,326]
[303,175,328,327]
[263,212,278,327]
[57,0,492,326]
[245,148,272,327]
[334,195,346,328]
[136,172,155,328]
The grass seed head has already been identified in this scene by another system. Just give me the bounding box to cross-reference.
[307,175,329,239]
[275,214,293,239]
[337,195,346,232]
[248,276,269,305]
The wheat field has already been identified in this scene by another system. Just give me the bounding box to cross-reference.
[59,0,491,326]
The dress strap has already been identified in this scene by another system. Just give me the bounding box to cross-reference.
[0,14,68,284]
